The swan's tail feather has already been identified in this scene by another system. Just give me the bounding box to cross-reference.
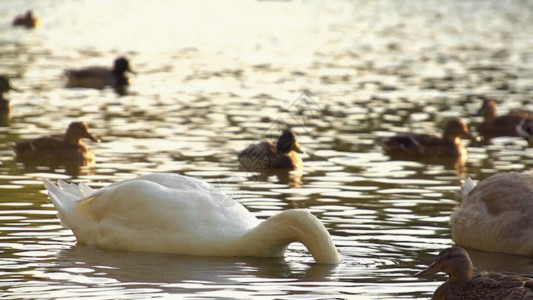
[43,178,81,229]
[460,178,476,199]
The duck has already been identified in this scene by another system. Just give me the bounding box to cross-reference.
[451,172,533,257]
[238,129,304,171]
[13,121,99,166]
[378,118,479,160]
[12,10,40,28]
[0,75,16,126]
[476,99,533,142]
[416,247,533,299]
[42,173,340,264]
[64,57,134,95]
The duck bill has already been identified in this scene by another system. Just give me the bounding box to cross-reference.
[86,133,100,143]
[291,140,304,153]
[415,261,439,277]
[465,131,480,142]
[127,66,136,74]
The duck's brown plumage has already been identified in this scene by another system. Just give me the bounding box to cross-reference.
[417,247,533,300]
[0,76,15,126]
[451,172,533,257]
[238,129,303,171]
[378,118,478,159]
[477,99,533,141]
[13,122,99,166]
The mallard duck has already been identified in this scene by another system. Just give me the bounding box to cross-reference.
[13,122,99,166]
[451,172,533,257]
[476,99,533,142]
[416,247,533,299]
[0,75,16,126]
[378,118,478,160]
[42,173,340,263]
[238,129,303,171]
[64,57,134,94]
[12,10,40,28]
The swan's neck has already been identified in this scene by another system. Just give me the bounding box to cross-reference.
[239,209,340,264]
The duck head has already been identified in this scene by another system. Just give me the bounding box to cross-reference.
[477,99,497,122]
[0,76,18,95]
[416,247,474,282]
[113,57,134,75]
[443,118,479,142]
[65,122,100,144]
[276,129,303,154]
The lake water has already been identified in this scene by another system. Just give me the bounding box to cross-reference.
[2,0,533,299]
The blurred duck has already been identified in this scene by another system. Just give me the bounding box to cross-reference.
[238,129,303,171]
[12,10,40,28]
[13,122,99,166]
[64,57,134,94]
[0,75,17,126]
[378,118,478,160]
[417,247,533,300]
[476,99,533,142]
[451,172,533,257]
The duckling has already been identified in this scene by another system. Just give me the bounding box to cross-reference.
[0,75,16,126]
[416,247,533,300]
[238,129,303,171]
[378,118,478,160]
[13,122,99,166]
[476,99,533,142]
[451,172,533,257]
[64,57,134,95]
[12,10,40,28]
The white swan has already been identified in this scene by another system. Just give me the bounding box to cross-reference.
[43,173,340,264]
[451,172,533,256]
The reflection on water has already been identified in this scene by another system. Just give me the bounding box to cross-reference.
[1,0,533,298]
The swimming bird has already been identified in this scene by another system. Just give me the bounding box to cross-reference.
[476,99,533,142]
[378,118,478,160]
[42,173,340,264]
[416,247,533,299]
[451,172,533,257]
[517,118,533,146]
[64,57,134,94]
[238,129,303,171]
[0,75,16,126]
[12,10,40,28]
[13,122,99,166]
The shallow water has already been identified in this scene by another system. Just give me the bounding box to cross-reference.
[2,0,533,299]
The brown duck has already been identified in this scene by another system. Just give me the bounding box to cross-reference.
[238,129,303,171]
[13,122,99,166]
[477,99,533,142]
[378,118,478,160]
[12,10,40,28]
[0,75,16,126]
[417,247,533,300]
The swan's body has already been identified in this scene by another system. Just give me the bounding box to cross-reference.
[417,247,533,300]
[43,173,339,263]
[451,172,533,256]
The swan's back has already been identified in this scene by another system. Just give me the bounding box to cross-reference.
[45,173,260,254]
[451,172,533,256]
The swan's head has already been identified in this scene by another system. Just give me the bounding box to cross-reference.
[276,129,303,154]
